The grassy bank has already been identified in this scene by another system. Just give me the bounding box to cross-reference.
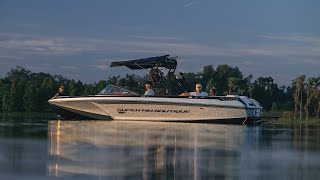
[264,111,320,125]
[0,112,57,120]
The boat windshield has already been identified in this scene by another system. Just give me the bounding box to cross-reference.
[97,84,139,95]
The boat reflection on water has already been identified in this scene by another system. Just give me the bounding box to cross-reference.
[47,120,249,179]
[47,120,320,179]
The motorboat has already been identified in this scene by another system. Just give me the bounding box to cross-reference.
[48,55,269,125]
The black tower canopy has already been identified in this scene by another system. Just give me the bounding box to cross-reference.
[110,55,177,70]
[110,55,178,93]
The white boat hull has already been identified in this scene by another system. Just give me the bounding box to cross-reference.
[49,96,263,124]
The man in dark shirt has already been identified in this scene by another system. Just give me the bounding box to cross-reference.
[52,84,65,99]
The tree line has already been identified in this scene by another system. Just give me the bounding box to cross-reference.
[0,66,319,120]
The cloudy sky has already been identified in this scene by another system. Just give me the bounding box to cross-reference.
[0,0,319,86]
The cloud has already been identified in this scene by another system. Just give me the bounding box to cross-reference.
[128,35,181,41]
[259,33,320,44]
[0,33,101,57]
[24,64,53,73]
[184,1,196,8]
[0,33,235,58]
[0,55,24,60]
[91,64,109,70]
[1,32,320,61]
[256,34,320,58]
[60,73,80,79]
[59,65,78,70]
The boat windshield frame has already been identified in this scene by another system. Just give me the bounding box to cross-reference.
[97,84,139,96]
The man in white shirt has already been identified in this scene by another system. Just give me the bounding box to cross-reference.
[189,84,208,97]
[144,81,154,96]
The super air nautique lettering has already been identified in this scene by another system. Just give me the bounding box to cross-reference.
[117,108,190,114]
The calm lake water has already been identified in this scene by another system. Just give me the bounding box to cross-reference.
[0,114,320,180]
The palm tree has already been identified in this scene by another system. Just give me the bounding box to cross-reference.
[244,75,253,97]
[227,77,240,95]
[305,77,317,121]
[292,75,306,121]
[292,81,300,121]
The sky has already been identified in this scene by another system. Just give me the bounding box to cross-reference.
[0,0,319,86]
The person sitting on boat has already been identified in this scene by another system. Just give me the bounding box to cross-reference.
[52,84,65,99]
[209,86,216,96]
[144,81,154,96]
[189,84,208,97]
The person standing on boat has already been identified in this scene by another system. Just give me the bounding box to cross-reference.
[144,81,154,96]
[52,84,65,99]
[190,84,208,97]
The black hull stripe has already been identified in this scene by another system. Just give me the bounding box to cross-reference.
[90,100,247,109]
[51,104,112,120]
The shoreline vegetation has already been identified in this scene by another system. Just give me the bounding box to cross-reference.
[0,112,57,119]
[0,66,319,124]
[264,111,320,125]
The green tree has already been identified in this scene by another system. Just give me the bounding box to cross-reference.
[34,75,56,112]
[6,67,30,112]
[0,78,10,112]
[201,65,216,84]
[23,81,38,112]
[183,72,201,92]
[7,80,19,112]
[95,80,108,94]
[0,79,3,111]
[271,102,279,112]
[251,77,276,111]
[68,79,78,96]
[205,78,215,93]
[124,74,140,88]
[7,66,30,82]
[215,64,243,95]
[227,77,241,95]
[83,84,96,95]
[2,93,9,112]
